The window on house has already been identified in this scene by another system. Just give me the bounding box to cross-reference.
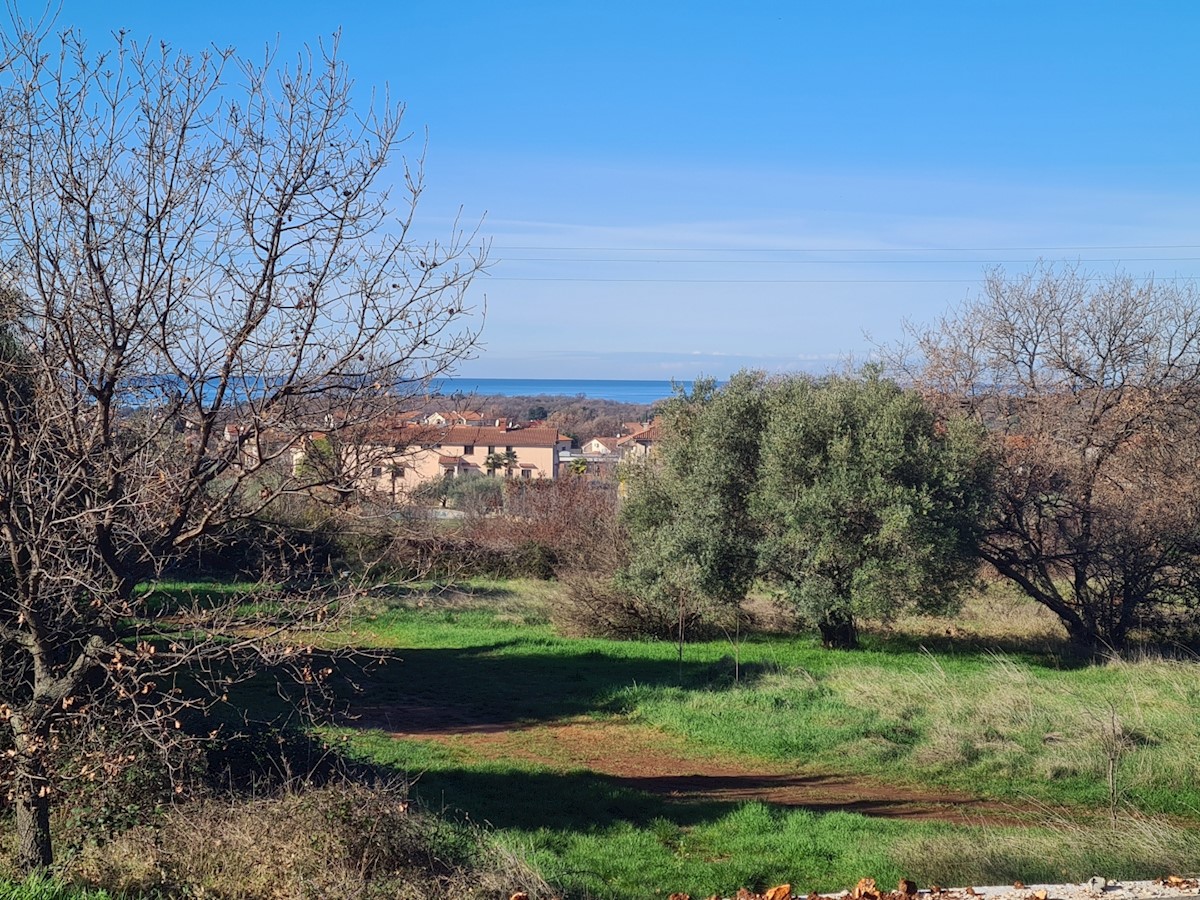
[505,445,513,454]
[521,468,531,480]
[371,466,382,478]
[463,444,475,455]
[487,445,495,455]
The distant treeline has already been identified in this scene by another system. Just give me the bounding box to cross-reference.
[431,392,658,445]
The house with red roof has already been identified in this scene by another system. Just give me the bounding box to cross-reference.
[615,421,661,459]
[344,422,573,500]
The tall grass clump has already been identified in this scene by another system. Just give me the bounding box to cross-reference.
[821,649,1200,813]
[14,782,549,900]
[894,811,1200,886]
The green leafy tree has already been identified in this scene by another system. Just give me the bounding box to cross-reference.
[446,472,504,514]
[502,448,519,476]
[754,370,993,648]
[619,372,766,659]
[483,450,517,476]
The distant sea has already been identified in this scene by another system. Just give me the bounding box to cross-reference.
[431,378,688,405]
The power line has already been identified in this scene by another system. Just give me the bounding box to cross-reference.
[490,243,1200,254]
[496,256,1200,265]
[488,275,1200,285]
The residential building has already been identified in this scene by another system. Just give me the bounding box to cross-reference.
[339,422,572,499]
[616,421,660,459]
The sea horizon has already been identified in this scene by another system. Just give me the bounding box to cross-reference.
[430,377,694,405]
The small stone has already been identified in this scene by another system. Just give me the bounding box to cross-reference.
[1087,877,1108,893]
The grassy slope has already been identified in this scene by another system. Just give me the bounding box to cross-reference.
[322,580,1200,898]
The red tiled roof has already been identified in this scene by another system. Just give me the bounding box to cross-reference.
[358,423,567,449]
[617,422,661,445]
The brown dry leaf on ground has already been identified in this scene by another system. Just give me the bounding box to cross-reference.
[1160,877,1200,890]
[764,885,793,900]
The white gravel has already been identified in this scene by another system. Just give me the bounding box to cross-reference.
[902,880,1199,900]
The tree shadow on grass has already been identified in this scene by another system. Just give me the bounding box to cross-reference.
[327,642,751,732]
[375,580,522,604]
[858,630,1089,670]
[364,759,1008,834]
[407,765,734,832]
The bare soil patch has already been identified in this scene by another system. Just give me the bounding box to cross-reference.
[359,703,1026,826]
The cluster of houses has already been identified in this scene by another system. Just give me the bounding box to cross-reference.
[281,408,660,503]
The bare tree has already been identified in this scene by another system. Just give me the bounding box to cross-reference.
[0,26,485,872]
[900,265,1200,652]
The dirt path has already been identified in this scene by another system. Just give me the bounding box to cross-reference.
[360,703,1025,826]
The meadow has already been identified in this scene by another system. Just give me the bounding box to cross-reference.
[5,578,1200,899]
[323,578,1200,898]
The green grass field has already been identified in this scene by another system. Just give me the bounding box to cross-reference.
[314,579,1200,898]
[9,578,1199,899]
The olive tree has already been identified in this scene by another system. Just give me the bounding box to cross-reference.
[902,265,1200,651]
[618,372,765,657]
[0,28,484,871]
[754,371,992,649]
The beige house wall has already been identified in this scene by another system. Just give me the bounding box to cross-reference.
[330,425,572,500]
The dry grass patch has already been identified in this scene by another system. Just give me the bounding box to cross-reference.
[894,810,1200,886]
[65,782,549,900]
[878,581,1069,648]
[820,647,1200,812]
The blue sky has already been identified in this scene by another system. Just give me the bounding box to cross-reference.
[55,1,1200,378]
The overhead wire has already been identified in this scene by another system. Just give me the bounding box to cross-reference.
[489,243,1200,253]
[482,245,1200,284]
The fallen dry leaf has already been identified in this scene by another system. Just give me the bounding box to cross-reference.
[899,879,917,897]
[1031,890,1048,900]
[668,894,690,900]
[965,889,979,898]
[852,878,881,900]
[764,885,792,900]
[1158,876,1200,889]
[1014,883,1026,890]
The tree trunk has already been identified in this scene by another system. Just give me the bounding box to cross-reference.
[13,751,53,873]
[818,610,859,650]
[1066,618,1120,659]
